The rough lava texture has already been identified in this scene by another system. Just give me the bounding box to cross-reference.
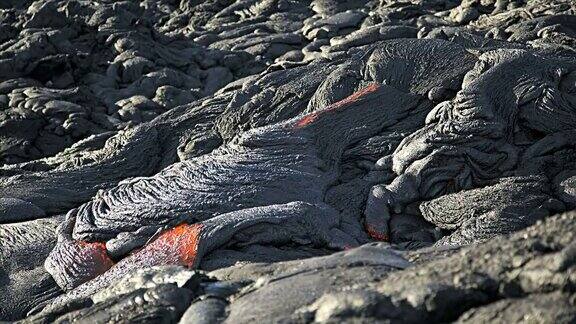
[0,0,575,322]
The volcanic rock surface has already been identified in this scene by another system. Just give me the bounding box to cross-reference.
[1,0,576,322]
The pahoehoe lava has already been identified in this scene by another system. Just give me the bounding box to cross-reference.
[1,0,576,322]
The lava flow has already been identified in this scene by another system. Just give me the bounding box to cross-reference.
[294,83,381,128]
[94,222,205,282]
[137,222,204,267]
[365,224,390,242]
[75,240,115,272]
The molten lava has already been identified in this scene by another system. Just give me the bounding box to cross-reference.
[139,223,204,267]
[365,224,390,242]
[75,240,115,276]
[294,83,380,128]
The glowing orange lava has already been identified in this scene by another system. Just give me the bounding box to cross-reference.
[366,224,389,242]
[295,113,320,128]
[127,223,204,267]
[294,83,380,128]
[76,240,115,276]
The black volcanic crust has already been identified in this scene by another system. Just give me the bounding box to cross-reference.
[0,0,575,322]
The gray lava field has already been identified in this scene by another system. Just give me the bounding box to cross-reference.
[1,0,576,323]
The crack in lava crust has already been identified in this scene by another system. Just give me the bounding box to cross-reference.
[294,83,381,128]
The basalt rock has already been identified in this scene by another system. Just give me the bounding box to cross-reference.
[0,216,63,320]
[1,0,576,322]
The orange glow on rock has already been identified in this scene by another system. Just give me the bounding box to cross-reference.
[294,83,380,128]
[337,83,380,104]
[147,223,203,267]
[116,223,204,268]
[366,224,389,242]
[294,112,321,128]
[71,223,204,288]
[76,240,115,276]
